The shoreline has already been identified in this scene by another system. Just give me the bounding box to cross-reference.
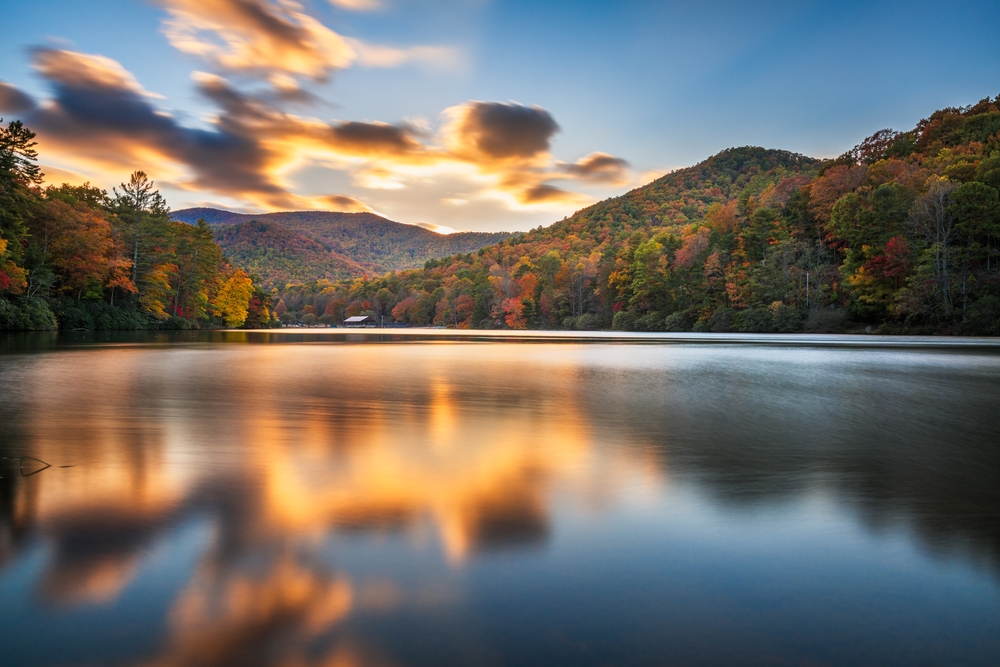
[4,327,1000,351]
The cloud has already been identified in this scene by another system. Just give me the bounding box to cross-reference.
[327,0,381,10]
[158,0,355,81]
[15,50,370,211]
[444,101,559,161]
[14,48,628,220]
[329,120,425,156]
[521,183,588,205]
[33,48,162,97]
[321,194,370,211]
[413,221,458,234]
[157,0,461,91]
[0,81,37,114]
[40,164,91,186]
[347,41,460,70]
[561,152,630,184]
[432,101,613,208]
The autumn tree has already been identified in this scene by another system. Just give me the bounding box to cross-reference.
[213,269,254,328]
[0,119,42,293]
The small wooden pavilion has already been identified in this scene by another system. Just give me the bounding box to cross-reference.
[343,315,375,328]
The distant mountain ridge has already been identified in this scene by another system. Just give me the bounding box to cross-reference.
[171,207,514,288]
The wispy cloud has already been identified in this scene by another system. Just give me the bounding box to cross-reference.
[559,152,631,185]
[327,0,382,10]
[158,0,356,82]
[157,0,461,90]
[1,0,630,223]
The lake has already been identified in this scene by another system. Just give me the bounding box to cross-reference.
[1,331,999,667]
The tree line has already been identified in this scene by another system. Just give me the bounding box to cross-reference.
[272,98,1000,335]
[0,120,271,330]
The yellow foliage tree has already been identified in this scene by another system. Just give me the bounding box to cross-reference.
[139,263,174,319]
[213,269,253,328]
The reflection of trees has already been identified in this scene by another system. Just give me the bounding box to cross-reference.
[4,343,997,666]
[0,345,610,666]
[580,350,1000,573]
[0,463,31,571]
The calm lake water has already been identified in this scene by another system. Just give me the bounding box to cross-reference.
[1,331,999,667]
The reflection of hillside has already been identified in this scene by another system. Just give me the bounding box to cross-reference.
[3,344,998,666]
[578,348,1000,573]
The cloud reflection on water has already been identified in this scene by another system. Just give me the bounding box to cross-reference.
[0,341,999,667]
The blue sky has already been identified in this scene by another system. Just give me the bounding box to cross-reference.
[1,0,998,231]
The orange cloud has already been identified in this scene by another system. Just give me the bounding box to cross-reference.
[33,48,160,97]
[1,51,628,217]
[39,164,92,187]
[158,0,356,81]
[158,0,459,88]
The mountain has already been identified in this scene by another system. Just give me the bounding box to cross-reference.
[271,95,1000,334]
[211,220,369,287]
[171,208,515,288]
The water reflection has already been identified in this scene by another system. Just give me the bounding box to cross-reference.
[1,341,999,666]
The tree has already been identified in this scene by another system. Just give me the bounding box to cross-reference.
[706,202,739,234]
[0,238,27,293]
[170,219,222,319]
[41,199,116,300]
[909,177,958,317]
[111,171,170,307]
[391,295,420,323]
[948,181,1000,308]
[213,269,254,327]
[0,119,43,289]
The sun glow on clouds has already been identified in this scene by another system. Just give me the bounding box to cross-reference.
[0,0,634,230]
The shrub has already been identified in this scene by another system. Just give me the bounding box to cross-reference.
[0,297,57,330]
[51,297,153,330]
[962,296,1000,335]
[157,315,196,330]
[635,312,666,331]
[611,310,636,331]
[663,311,691,332]
[54,301,94,330]
[574,313,601,330]
[772,305,805,333]
[735,308,775,333]
[705,307,734,332]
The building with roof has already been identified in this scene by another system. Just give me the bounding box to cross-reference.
[343,315,375,328]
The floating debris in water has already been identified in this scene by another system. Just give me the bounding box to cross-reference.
[0,455,52,477]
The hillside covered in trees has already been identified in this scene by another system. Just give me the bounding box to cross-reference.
[210,219,370,289]
[0,121,270,330]
[171,207,514,287]
[275,97,1000,334]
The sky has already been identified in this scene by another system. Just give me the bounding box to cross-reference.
[1,0,998,232]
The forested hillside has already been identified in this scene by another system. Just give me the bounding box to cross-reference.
[171,208,515,279]
[0,120,271,330]
[211,220,369,289]
[275,97,1000,334]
